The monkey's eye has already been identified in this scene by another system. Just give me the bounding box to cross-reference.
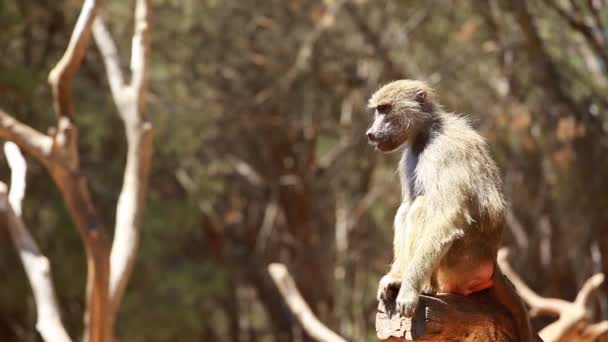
[376,103,392,114]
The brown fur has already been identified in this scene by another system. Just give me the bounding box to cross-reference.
[368,80,533,340]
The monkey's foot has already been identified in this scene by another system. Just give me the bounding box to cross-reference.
[395,286,419,317]
[377,274,401,301]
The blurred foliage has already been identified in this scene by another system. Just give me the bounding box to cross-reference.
[1,0,608,341]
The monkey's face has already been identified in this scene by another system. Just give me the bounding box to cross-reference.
[365,104,410,153]
[366,80,434,153]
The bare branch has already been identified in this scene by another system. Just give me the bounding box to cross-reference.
[45,2,112,341]
[1,143,71,342]
[498,249,569,317]
[92,16,126,99]
[0,109,53,163]
[574,273,605,306]
[48,0,100,119]
[268,263,348,342]
[583,321,608,340]
[6,143,27,215]
[106,0,153,318]
[498,248,608,341]
[130,0,151,115]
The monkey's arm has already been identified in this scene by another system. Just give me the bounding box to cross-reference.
[395,203,466,316]
[389,200,411,277]
[377,196,420,301]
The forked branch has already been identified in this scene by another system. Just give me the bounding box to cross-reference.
[498,248,608,342]
[92,0,153,318]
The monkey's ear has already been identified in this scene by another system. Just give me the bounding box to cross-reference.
[415,90,427,104]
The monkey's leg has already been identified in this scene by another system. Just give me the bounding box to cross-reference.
[396,207,465,316]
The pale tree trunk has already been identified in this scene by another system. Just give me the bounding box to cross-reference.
[0,0,153,341]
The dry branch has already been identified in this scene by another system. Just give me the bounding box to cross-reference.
[93,0,153,321]
[268,263,347,342]
[0,110,53,163]
[48,0,99,119]
[1,143,71,342]
[44,2,112,341]
[498,248,608,342]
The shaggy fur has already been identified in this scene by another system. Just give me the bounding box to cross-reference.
[369,80,506,317]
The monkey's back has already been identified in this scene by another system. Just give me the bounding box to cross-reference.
[416,113,506,228]
[415,113,506,294]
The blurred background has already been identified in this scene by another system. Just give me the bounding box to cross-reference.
[1,0,608,341]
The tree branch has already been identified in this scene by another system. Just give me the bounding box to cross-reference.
[93,0,154,319]
[129,0,151,116]
[0,109,53,163]
[1,143,71,342]
[48,0,99,119]
[45,1,111,341]
[498,248,608,341]
[92,17,125,99]
[268,263,347,342]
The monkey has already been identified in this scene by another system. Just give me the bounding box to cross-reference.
[367,80,535,340]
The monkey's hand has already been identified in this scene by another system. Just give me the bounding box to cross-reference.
[395,285,419,317]
[377,274,401,301]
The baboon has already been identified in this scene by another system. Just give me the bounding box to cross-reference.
[367,80,533,339]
